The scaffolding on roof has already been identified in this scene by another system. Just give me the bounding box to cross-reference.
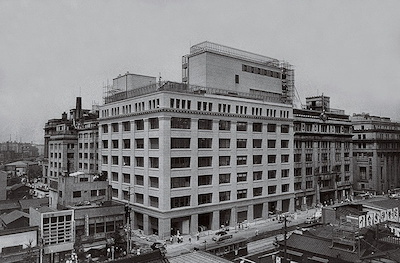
[189,41,280,67]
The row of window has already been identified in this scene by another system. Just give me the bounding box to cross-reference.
[294,140,351,150]
[242,64,282,79]
[112,185,288,208]
[102,155,290,168]
[102,138,290,150]
[102,118,289,133]
[294,123,351,134]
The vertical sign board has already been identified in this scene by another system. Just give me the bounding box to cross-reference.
[85,214,89,236]
[393,207,399,222]
[366,213,373,227]
[358,215,366,228]
[373,213,381,225]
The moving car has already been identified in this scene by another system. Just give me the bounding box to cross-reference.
[212,230,233,242]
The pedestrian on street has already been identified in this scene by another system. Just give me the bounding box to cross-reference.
[196,231,200,241]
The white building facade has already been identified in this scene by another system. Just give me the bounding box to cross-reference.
[99,42,295,238]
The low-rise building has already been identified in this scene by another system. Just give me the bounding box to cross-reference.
[0,226,39,263]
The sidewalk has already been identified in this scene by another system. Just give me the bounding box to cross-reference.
[164,208,319,258]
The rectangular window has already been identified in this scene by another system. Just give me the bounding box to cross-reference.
[294,168,302,177]
[253,139,262,148]
[112,172,118,182]
[253,123,262,132]
[102,156,108,164]
[282,184,289,192]
[237,156,247,165]
[268,155,276,164]
[237,189,247,199]
[281,125,289,133]
[237,172,247,182]
[237,122,247,131]
[281,154,289,163]
[135,119,144,130]
[219,191,231,202]
[267,124,276,132]
[171,117,191,129]
[112,156,118,165]
[171,177,190,188]
[268,170,276,179]
[198,193,212,205]
[294,182,302,191]
[90,190,96,197]
[102,140,108,149]
[150,196,159,208]
[198,175,212,186]
[149,177,159,188]
[219,156,231,166]
[123,121,131,131]
[198,157,212,167]
[198,119,213,130]
[123,156,130,166]
[112,123,119,132]
[306,167,313,175]
[235,74,239,84]
[253,155,262,164]
[112,140,119,149]
[123,139,130,149]
[198,138,212,149]
[149,138,159,149]
[135,157,144,167]
[253,187,262,197]
[171,157,191,168]
[219,139,230,148]
[149,118,159,129]
[123,190,129,201]
[253,171,262,181]
[171,138,191,148]
[219,173,230,184]
[102,124,108,133]
[73,191,81,198]
[149,157,159,168]
[123,173,130,183]
[306,153,313,162]
[219,120,231,131]
[171,196,190,208]
[135,139,144,149]
[281,169,289,178]
[267,140,276,148]
[268,185,277,194]
[237,139,247,148]
[281,140,289,148]
[294,154,301,162]
[135,175,144,186]
[135,193,144,204]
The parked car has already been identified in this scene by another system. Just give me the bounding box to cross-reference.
[212,230,233,242]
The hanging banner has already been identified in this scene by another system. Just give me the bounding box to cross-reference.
[359,207,400,228]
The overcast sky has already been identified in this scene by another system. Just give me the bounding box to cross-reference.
[1,0,399,143]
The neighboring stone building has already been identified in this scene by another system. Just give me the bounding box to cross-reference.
[43,97,99,207]
[100,42,295,238]
[293,95,353,209]
[351,113,400,194]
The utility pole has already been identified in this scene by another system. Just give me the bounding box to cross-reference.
[284,215,287,263]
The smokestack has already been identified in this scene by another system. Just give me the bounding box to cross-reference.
[76,97,82,121]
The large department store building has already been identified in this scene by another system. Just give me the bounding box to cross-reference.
[99,42,296,238]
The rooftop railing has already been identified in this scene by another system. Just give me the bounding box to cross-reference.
[104,81,287,105]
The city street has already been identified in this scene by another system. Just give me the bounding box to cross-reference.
[163,208,319,258]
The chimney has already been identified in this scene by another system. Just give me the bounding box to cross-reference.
[61,112,67,120]
[75,97,82,121]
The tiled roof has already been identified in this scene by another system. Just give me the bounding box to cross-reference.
[19,198,48,210]
[367,199,400,210]
[168,251,232,263]
[0,210,29,225]
[284,233,361,262]
[0,200,20,211]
